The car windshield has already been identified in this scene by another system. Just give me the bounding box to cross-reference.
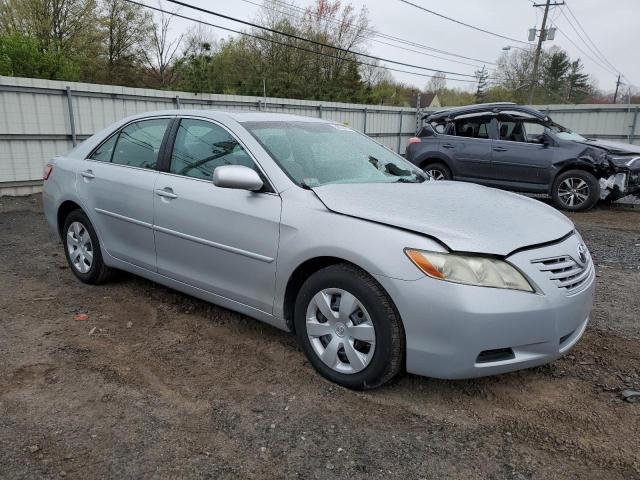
[545,121,587,142]
[243,121,426,187]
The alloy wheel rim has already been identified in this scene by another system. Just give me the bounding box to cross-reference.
[558,177,589,207]
[305,288,376,374]
[66,221,93,273]
[426,169,445,181]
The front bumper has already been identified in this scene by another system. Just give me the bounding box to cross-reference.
[375,233,595,379]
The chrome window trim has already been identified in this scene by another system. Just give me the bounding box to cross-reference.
[85,115,176,165]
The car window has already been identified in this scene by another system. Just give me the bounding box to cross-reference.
[89,134,118,162]
[111,118,170,169]
[500,120,546,143]
[454,118,492,139]
[170,119,257,180]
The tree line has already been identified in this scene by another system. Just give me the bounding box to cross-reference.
[0,0,630,106]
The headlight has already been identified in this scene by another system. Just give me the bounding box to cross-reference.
[405,249,534,292]
[609,156,640,167]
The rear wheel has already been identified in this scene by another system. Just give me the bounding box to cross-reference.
[552,170,600,212]
[422,161,452,181]
[294,264,404,390]
[62,209,113,284]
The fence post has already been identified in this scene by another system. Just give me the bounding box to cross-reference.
[415,93,421,132]
[363,108,368,134]
[318,104,323,118]
[258,100,262,111]
[629,106,639,144]
[397,110,403,154]
[174,95,181,109]
[65,87,77,147]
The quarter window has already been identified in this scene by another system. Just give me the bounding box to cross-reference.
[170,119,256,180]
[89,134,117,162]
[111,118,171,169]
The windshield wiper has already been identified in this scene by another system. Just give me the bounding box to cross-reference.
[395,177,424,183]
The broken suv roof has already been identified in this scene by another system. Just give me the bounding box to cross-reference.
[423,103,545,121]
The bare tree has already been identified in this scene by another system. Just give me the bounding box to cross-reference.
[425,71,446,94]
[101,0,151,84]
[141,2,183,87]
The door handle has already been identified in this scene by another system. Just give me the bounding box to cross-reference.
[442,143,454,149]
[155,187,178,199]
[493,147,507,152]
[80,169,95,179]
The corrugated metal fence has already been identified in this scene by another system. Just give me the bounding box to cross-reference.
[1,75,639,195]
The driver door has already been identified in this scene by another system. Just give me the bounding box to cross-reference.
[153,118,281,314]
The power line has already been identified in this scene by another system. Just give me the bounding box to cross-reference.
[237,0,494,68]
[554,26,617,76]
[398,0,531,45]
[163,0,479,79]
[563,2,620,74]
[124,0,481,83]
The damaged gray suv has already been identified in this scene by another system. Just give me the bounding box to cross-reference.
[406,103,640,211]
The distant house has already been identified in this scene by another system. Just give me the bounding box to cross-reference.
[408,92,441,109]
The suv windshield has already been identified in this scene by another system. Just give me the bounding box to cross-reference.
[545,121,587,142]
[243,121,425,187]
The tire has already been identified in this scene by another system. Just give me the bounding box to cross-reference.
[62,209,113,284]
[422,161,452,181]
[552,169,600,212]
[294,264,404,390]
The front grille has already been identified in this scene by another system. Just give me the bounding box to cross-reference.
[532,255,592,293]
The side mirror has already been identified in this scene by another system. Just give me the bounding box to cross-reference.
[212,165,263,191]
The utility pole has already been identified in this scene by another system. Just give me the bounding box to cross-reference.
[613,74,621,103]
[528,0,564,104]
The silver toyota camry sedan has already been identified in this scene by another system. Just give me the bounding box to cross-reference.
[43,110,595,389]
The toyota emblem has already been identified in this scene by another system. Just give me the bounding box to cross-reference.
[577,244,588,265]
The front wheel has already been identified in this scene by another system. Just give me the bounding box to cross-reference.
[294,264,404,389]
[422,161,452,181]
[551,170,600,212]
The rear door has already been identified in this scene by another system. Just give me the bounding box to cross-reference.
[441,115,495,181]
[77,117,172,271]
[153,117,281,314]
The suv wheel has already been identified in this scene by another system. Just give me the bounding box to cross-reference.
[422,161,452,181]
[552,170,600,212]
[62,209,113,284]
[294,264,404,390]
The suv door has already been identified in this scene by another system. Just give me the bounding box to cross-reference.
[491,119,553,189]
[153,117,281,314]
[77,117,172,271]
[440,115,495,181]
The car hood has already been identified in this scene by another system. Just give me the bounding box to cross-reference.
[312,182,574,256]
[576,138,640,155]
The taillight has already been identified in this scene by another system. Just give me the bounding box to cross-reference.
[43,164,53,180]
[408,137,422,145]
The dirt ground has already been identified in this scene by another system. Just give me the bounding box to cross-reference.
[0,195,638,480]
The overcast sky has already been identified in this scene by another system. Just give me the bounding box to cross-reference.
[162,0,637,95]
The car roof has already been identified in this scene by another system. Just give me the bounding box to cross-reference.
[423,103,545,122]
[117,109,332,125]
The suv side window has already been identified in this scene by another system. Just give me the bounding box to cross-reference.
[498,121,527,143]
[454,118,492,139]
[170,118,257,180]
[111,118,171,169]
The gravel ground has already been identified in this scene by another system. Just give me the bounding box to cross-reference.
[0,195,639,480]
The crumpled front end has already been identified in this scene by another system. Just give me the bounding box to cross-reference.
[599,160,640,201]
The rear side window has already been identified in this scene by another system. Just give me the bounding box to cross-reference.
[455,118,492,139]
[169,119,256,180]
[111,118,171,169]
[90,134,117,162]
